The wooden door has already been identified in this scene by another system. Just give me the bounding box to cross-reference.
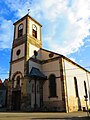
[12,90,21,110]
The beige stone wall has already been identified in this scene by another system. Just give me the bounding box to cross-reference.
[28,58,64,111]
[37,49,59,60]
[21,78,27,96]
[29,43,40,58]
[42,60,62,101]
[11,60,24,79]
[63,58,90,112]
[15,19,26,39]
[29,60,42,73]
[87,73,90,108]
[13,72,23,88]
[43,100,65,111]
[12,43,25,61]
[68,96,86,112]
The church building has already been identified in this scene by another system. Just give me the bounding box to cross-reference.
[8,14,90,112]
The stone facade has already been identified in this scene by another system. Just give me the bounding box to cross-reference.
[8,14,90,112]
[43,100,66,111]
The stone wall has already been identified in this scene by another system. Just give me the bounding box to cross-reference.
[21,94,31,111]
[43,100,66,111]
[68,96,86,112]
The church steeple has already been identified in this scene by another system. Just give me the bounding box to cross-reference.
[12,14,42,60]
[9,14,42,88]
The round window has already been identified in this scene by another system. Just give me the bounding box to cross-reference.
[49,53,54,58]
[16,49,21,56]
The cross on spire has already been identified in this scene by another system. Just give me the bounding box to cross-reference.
[28,9,30,15]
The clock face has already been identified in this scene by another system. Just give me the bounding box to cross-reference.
[33,24,37,31]
[18,24,23,30]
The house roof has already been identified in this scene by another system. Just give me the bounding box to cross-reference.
[29,67,47,80]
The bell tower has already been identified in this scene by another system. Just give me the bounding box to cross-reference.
[9,14,42,110]
[10,14,42,79]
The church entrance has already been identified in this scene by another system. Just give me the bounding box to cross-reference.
[31,80,40,109]
[29,67,47,110]
[12,90,21,110]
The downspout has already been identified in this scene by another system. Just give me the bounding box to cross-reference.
[62,58,69,113]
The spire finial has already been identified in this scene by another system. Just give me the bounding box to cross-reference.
[28,9,30,15]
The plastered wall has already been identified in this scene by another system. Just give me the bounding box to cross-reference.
[12,43,25,61]
[42,60,62,101]
[63,58,90,111]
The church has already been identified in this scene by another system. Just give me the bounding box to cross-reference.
[7,14,90,112]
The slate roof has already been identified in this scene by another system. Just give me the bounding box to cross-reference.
[29,67,47,80]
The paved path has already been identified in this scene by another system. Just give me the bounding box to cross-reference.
[0,111,90,120]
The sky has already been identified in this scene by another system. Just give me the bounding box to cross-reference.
[0,0,90,81]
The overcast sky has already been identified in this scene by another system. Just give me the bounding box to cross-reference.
[0,0,90,81]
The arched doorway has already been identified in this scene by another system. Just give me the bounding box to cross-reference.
[11,71,23,110]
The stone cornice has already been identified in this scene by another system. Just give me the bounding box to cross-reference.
[27,35,42,48]
[10,57,25,64]
[29,56,60,65]
[12,34,26,48]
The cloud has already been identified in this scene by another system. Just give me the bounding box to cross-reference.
[35,0,90,56]
[79,59,83,63]
[0,17,13,49]
[0,67,9,81]
[31,0,68,22]
[4,0,32,18]
[1,0,90,56]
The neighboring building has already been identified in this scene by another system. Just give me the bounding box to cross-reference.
[0,83,7,107]
[8,14,90,112]
[0,79,2,84]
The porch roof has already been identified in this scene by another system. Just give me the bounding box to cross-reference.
[29,67,47,80]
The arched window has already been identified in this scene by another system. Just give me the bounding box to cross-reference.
[49,74,56,97]
[74,77,79,97]
[16,76,20,86]
[84,81,88,97]
[18,24,23,37]
[32,24,37,38]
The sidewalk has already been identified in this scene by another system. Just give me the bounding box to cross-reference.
[0,110,90,120]
[57,111,90,119]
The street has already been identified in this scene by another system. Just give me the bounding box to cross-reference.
[0,111,90,120]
